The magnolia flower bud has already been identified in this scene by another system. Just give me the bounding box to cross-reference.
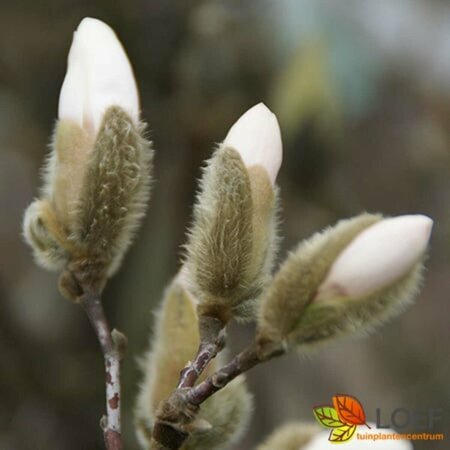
[58,17,139,133]
[23,18,153,297]
[256,213,432,351]
[184,104,281,323]
[316,215,433,301]
[302,425,412,450]
[224,103,282,185]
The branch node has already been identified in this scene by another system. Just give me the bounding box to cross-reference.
[111,328,128,360]
[100,415,108,431]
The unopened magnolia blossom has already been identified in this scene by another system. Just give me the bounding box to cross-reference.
[316,215,433,301]
[183,102,282,322]
[23,17,152,281]
[224,102,283,185]
[59,17,139,133]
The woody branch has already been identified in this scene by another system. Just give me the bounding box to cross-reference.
[177,315,226,389]
[151,340,284,449]
[79,292,123,450]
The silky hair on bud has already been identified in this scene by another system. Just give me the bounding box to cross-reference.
[232,165,280,320]
[257,214,381,347]
[73,106,153,276]
[247,166,280,286]
[290,260,424,348]
[23,106,153,288]
[44,119,94,228]
[184,145,277,322]
[23,199,69,270]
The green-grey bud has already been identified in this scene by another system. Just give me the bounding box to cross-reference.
[22,18,153,295]
[257,213,433,352]
[183,104,282,323]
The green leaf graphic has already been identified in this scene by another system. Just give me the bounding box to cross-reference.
[329,424,357,443]
[313,406,345,428]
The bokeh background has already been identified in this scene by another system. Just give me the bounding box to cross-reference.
[0,1,449,449]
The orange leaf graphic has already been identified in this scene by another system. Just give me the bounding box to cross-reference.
[328,424,356,442]
[332,394,367,426]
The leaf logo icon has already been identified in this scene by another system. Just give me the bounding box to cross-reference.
[312,394,369,443]
[332,394,370,427]
[313,406,345,428]
[329,424,357,443]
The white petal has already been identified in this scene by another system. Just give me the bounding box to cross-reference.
[302,426,413,450]
[317,215,433,300]
[58,45,85,127]
[223,103,282,185]
[58,17,139,132]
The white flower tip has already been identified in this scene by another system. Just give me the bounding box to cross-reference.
[317,214,433,301]
[407,214,433,244]
[76,17,112,36]
[223,102,283,185]
[58,17,139,132]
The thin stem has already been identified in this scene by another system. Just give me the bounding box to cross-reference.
[80,292,123,450]
[177,342,220,388]
[177,315,226,389]
[187,342,268,405]
[151,340,284,449]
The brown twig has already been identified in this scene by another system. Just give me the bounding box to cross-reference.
[177,315,226,389]
[151,340,284,449]
[79,292,123,450]
[187,341,283,405]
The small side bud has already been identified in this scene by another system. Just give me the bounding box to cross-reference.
[257,422,319,450]
[22,199,68,271]
[184,104,282,323]
[99,415,108,432]
[135,278,201,430]
[111,329,128,359]
[135,275,253,450]
[189,375,252,450]
[185,418,213,435]
[58,269,83,301]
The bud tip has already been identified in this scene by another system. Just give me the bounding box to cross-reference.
[58,17,139,132]
[224,102,282,185]
[316,214,433,301]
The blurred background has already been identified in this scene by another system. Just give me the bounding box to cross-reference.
[0,0,449,449]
